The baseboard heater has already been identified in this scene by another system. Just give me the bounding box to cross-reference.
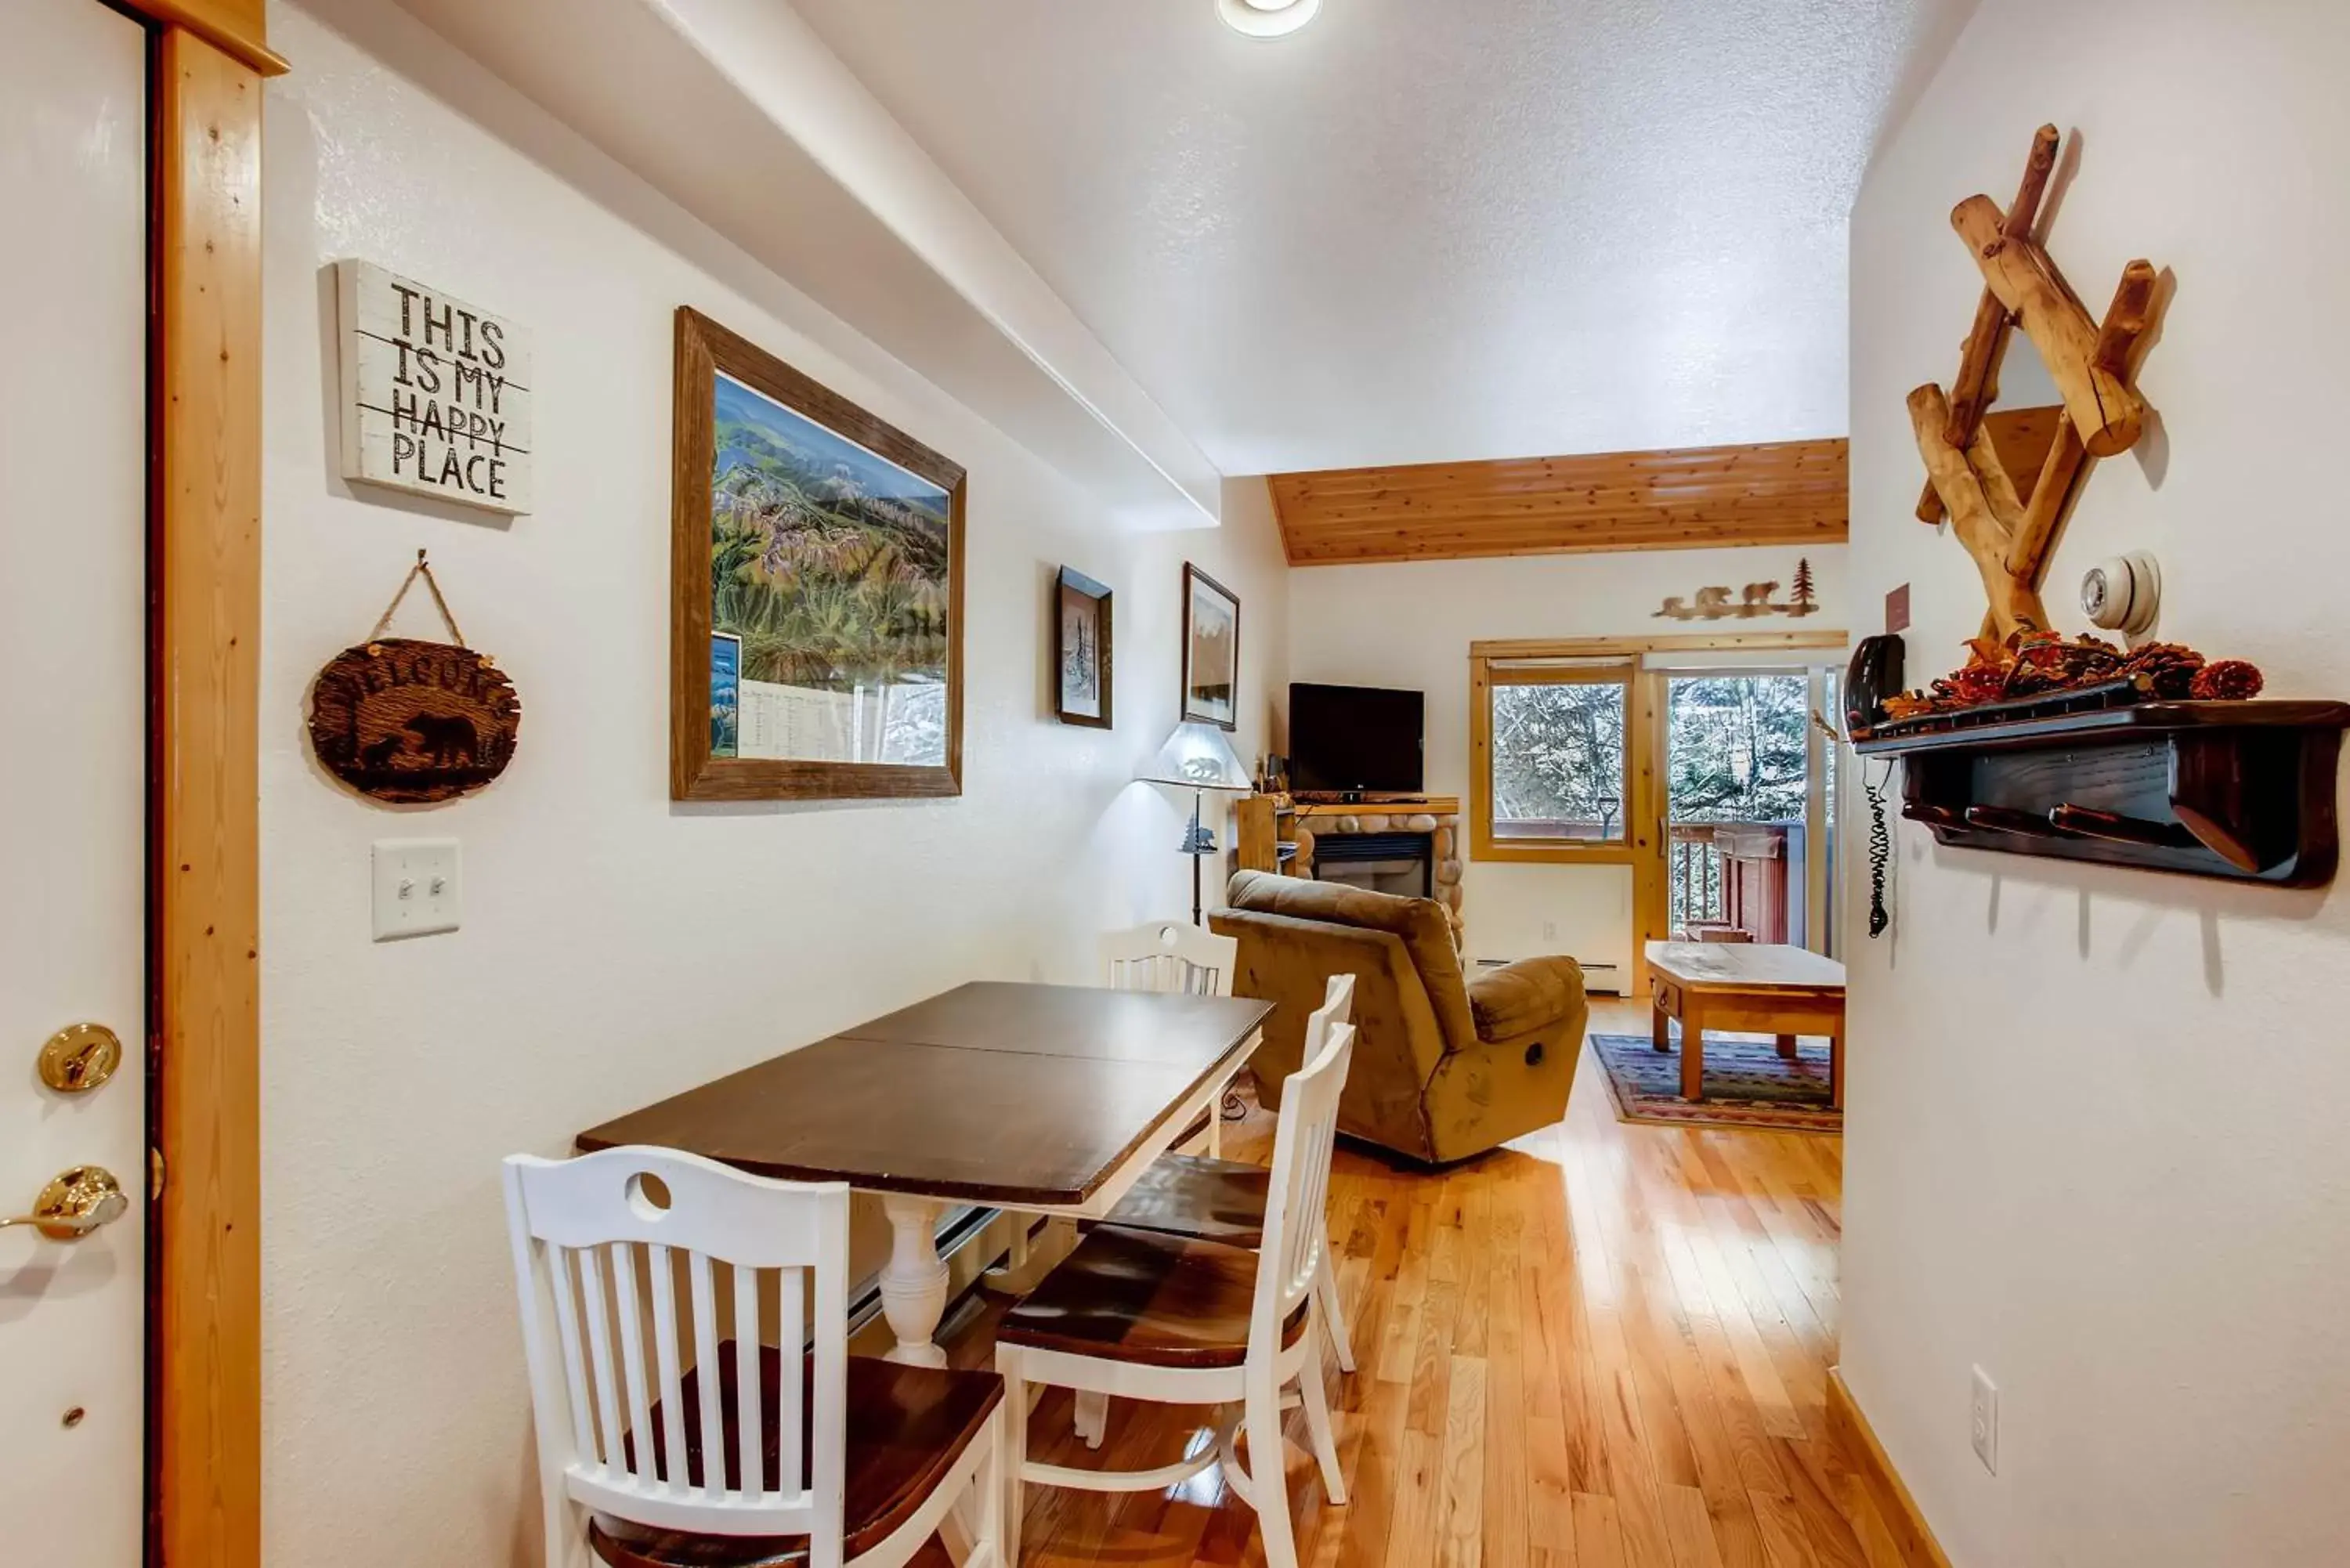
[1473,956,1623,995]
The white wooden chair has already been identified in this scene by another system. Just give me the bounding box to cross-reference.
[1096,972,1360,1379]
[1098,919,1238,997]
[1100,921,1238,1161]
[993,976,1359,1568]
[504,1147,1007,1568]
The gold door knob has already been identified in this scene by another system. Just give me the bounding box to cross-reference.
[0,1167,128,1241]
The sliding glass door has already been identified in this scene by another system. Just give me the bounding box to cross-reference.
[1654,661,1842,956]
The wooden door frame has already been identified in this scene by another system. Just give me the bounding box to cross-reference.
[1469,630,1846,994]
[119,2,284,1564]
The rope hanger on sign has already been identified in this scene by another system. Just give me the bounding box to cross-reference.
[369,548,470,650]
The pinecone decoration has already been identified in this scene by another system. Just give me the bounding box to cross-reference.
[2001,660,2059,699]
[2121,641,2207,699]
[2034,633,2124,688]
[2189,659,2265,701]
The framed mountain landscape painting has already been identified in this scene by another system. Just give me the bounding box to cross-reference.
[671,308,965,800]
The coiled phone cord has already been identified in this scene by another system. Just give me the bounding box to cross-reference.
[1864,761,1894,938]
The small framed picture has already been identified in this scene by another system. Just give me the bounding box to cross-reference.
[1181,563,1241,731]
[1053,567,1113,728]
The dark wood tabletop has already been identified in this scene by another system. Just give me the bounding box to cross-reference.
[575,982,1271,1209]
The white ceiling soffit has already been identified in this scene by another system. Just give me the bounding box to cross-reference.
[790,0,1978,476]
[375,0,1222,528]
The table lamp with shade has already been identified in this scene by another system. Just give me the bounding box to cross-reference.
[1137,721,1256,924]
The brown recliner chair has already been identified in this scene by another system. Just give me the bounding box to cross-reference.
[1210,870,1588,1165]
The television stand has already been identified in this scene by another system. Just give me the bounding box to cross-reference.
[1294,792,1434,807]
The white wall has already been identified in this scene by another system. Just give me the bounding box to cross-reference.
[1288,545,1847,974]
[1842,4,2350,1563]
[258,7,1286,1565]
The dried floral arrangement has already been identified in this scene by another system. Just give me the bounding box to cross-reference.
[1879,630,2265,724]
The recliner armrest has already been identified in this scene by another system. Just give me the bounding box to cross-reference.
[1467,956,1585,1042]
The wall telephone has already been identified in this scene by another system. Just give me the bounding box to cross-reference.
[1845,634,1906,739]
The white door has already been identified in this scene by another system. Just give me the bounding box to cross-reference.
[0,1,152,1562]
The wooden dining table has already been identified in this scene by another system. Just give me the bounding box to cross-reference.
[575,980,1271,1367]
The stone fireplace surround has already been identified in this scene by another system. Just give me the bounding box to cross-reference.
[1290,797,1465,932]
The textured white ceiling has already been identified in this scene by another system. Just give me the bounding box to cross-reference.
[790,0,1975,475]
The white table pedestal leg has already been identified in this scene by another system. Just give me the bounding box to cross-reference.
[879,1194,949,1367]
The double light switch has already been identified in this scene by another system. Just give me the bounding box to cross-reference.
[371,838,461,940]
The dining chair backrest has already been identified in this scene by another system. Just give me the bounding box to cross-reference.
[504,1147,851,1560]
[1100,919,1238,997]
[1251,973,1357,1354]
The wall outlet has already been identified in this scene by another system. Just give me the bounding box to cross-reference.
[1969,1365,1999,1475]
[1541,919,1558,941]
[372,838,461,941]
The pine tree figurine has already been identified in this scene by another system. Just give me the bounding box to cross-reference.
[1790,558,1817,616]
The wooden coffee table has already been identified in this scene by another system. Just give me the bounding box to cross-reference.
[1645,941,1846,1107]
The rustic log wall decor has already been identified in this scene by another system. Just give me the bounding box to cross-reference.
[1910,125,2162,641]
[307,552,522,804]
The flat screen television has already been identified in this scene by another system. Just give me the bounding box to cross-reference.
[1289,683,1425,796]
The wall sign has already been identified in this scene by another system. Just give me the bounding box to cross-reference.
[307,552,522,805]
[309,641,522,804]
[336,260,533,515]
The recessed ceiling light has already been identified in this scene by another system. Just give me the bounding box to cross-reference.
[1217,0,1321,40]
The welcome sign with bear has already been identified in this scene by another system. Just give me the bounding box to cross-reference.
[336,259,533,515]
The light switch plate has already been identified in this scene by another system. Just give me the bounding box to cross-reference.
[1970,1364,1999,1475]
[372,838,461,941]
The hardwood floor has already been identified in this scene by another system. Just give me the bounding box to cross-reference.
[931,999,1907,1566]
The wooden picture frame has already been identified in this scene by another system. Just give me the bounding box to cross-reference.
[1180,562,1241,731]
[1052,565,1113,728]
[671,307,966,800]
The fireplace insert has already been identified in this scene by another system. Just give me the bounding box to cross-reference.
[1311,829,1434,900]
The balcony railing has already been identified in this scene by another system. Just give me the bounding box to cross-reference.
[1669,823,1726,931]
[1670,822,1791,941]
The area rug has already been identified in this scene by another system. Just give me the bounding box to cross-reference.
[1588,1031,1841,1133]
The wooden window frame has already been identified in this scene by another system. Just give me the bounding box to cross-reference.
[119,4,284,1566]
[1471,660,1642,865]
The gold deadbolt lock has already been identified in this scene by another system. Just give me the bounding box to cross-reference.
[38,1023,122,1094]
[0,1168,129,1241]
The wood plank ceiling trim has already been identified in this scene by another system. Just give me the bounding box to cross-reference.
[1267,436,1849,565]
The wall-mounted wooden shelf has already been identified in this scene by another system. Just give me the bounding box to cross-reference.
[1855,700,2350,886]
